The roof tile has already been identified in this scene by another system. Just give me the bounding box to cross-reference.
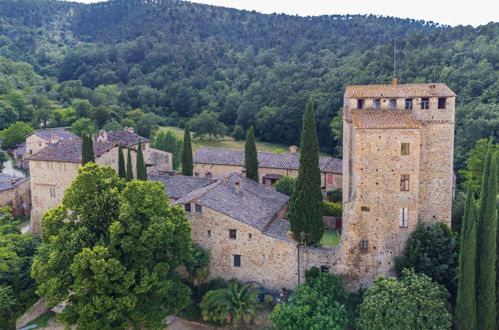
[352,110,421,129]
[345,83,455,98]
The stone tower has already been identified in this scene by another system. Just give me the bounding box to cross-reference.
[340,80,455,287]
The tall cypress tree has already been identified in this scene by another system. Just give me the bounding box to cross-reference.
[118,144,126,178]
[244,126,259,182]
[181,123,193,176]
[126,147,134,181]
[88,134,95,163]
[476,144,497,330]
[82,133,91,165]
[456,184,477,330]
[288,98,324,245]
[136,139,147,180]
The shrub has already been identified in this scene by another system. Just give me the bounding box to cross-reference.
[232,125,245,140]
[198,277,227,298]
[274,176,295,196]
[323,200,342,217]
[305,266,320,281]
[327,189,342,203]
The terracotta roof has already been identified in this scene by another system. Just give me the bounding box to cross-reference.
[28,140,117,163]
[0,174,28,192]
[105,131,149,147]
[345,83,456,98]
[27,129,79,141]
[173,173,289,231]
[352,111,421,129]
[194,148,342,174]
[148,174,216,200]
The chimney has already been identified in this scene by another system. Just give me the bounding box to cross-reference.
[233,180,242,195]
[391,77,398,85]
[125,127,134,134]
[50,132,59,145]
[241,168,247,178]
[97,130,108,142]
[289,145,298,154]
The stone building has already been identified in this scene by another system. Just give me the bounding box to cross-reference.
[338,81,456,287]
[28,128,172,235]
[0,173,30,217]
[193,147,342,193]
[150,173,300,290]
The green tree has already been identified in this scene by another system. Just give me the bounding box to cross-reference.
[185,244,210,287]
[81,133,92,165]
[0,121,33,148]
[395,221,458,294]
[200,281,258,326]
[274,176,295,196]
[244,126,259,182]
[181,124,193,176]
[136,139,147,180]
[117,144,126,179]
[288,98,324,245]
[476,144,497,330]
[152,130,182,170]
[456,184,477,330]
[70,118,97,137]
[137,112,162,138]
[126,147,133,181]
[31,164,193,329]
[269,273,348,330]
[0,150,8,171]
[329,109,343,158]
[459,139,498,193]
[232,125,245,141]
[189,110,227,140]
[357,269,451,330]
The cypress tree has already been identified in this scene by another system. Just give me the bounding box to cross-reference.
[288,98,324,245]
[118,144,126,178]
[476,144,497,330]
[82,133,91,165]
[456,183,477,330]
[136,139,147,180]
[244,126,259,182]
[181,123,193,176]
[126,147,134,181]
[88,134,95,163]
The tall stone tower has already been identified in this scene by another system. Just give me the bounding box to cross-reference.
[340,80,455,287]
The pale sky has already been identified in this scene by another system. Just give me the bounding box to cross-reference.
[71,0,498,27]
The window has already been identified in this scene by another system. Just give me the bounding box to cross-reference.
[327,174,333,185]
[400,174,410,191]
[320,265,329,273]
[229,229,237,240]
[405,98,413,110]
[359,240,368,250]
[421,98,430,109]
[184,204,191,212]
[248,233,252,241]
[49,187,56,198]
[400,208,409,228]
[194,173,199,177]
[142,144,145,150]
[401,143,410,155]
[233,254,241,267]
[208,230,211,238]
[205,172,212,178]
[357,99,364,109]
[389,99,397,110]
[373,99,381,110]
[46,162,53,170]
[438,97,446,109]
[195,204,202,213]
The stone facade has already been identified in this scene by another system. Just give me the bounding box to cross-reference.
[0,175,30,217]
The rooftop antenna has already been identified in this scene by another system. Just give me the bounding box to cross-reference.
[392,38,398,85]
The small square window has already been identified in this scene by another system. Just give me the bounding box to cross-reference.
[438,97,446,109]
[184,204,191,212]
[205,172,213,178]
[359,240,368,250]
[401,143,410,155]
[195,204,202,213]
[229,229,237,240]
[208,230,211,238]
[248,233,252,240]
[373,99,381,110]
[357,99,364,109]
[405,99,413,110]
[400,208,409,228]
[389,99,397,110]
[233,254,241,267]
[320,265,329,273]
[421,98,430,109]
[400,174,410,191]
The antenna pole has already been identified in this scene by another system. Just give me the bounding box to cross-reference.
[393,38,397,77]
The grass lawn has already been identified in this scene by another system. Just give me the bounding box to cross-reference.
[23,312,55,328]
[159,126,290,153]
[320,229,340,247]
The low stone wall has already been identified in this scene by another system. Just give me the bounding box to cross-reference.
[323,216,342,229]
[298,246,341,284]
[16,299,50,329]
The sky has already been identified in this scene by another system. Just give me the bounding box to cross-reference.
[72,0,498,27]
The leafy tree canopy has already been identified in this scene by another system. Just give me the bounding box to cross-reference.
[0,121,33,148]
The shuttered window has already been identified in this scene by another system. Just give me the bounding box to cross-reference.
[399,208,409,228]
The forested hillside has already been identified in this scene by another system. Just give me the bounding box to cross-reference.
[0,0,497,174]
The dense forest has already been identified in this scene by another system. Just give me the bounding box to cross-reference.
[0,0,497,175]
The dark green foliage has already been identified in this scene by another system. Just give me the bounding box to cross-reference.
[304,266,320,281]
[288,99,324,245]
[456,184,477,330]
[189,111,227,140]
[152,130,182,170]
[232,125,245,141]
[198,277,227,299]
[269,273,348,330]
[475,144,497,330]
[0,121,33,148]
[136,139,147,180]
[126,147,133,181]
[244,126,259,182]
[181,124,193,176]
[274,176,295,196]
[322,201,342,217]
[185,244,210,285]
[0,150,8,171]
[81,133,94,165]
[357,269,452,330]
[31,164,193,329]
[117,144,126,179]
[70,118,97,137]
[327,189,342,203]
[394,221,458,294]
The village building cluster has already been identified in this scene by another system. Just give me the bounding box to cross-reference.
[0,81,456,290]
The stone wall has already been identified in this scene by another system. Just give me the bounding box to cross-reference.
[147,148,173,173]
[0,179,30,217]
